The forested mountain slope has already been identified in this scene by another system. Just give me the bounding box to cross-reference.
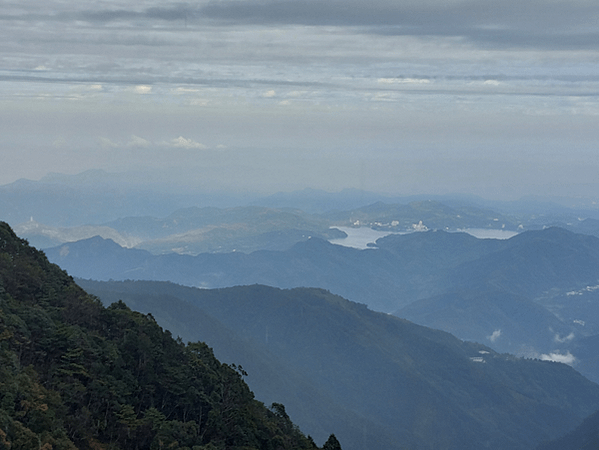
[80,279,599,450]
[0,222,324,450]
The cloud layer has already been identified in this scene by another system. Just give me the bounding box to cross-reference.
[1,0,598,198]
[5,0,596,50]
[200,0,599,49]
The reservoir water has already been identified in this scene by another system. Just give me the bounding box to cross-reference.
[329,226,518,249]
[328,226,404,249]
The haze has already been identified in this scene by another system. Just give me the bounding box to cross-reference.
[2,0,599,200]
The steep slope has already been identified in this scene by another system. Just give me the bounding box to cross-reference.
[80,279,599,450]
[0,222,322,450]
[536,409,599,450]
[74,282,397,450]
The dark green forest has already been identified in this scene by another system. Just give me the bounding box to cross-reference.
[0,221,329,450]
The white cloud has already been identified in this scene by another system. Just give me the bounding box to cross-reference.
[174,87,200,93]
[371,93,392,101]
[412,221,428,231]
[553,332,575,343]
[189,99,210,106]
[483,80,501,86]
[167,136,208,149]
[487,329,501,342]
[262,90,276,98]
[95,135,207,150]
[98,137,119,148]
[98,135,151,148]
[540,351,576,365]
[133,85,152,94]
[126,135,151,148]
[378,78,431,84]
[287,91,307,98]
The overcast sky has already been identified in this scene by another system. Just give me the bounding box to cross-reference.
[1,0,598,199]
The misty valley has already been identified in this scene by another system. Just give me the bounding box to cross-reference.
[3,0,599,447]
[2,173,599,449]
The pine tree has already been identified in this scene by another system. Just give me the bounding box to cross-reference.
[323,433,342,450]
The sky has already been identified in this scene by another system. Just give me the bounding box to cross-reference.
[1,0,599,200]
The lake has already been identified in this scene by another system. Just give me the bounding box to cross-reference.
[329,226,519,249]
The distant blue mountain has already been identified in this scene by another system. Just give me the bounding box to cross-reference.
[45,227,599,383]
[4,169,599,229]
[46,227,599,312]
[0,170,257,226]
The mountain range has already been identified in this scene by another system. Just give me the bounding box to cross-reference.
[43,227,599,385]
[6,170,599,254]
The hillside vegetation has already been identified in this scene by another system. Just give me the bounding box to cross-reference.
[80,279,599,450]
[0,222,325,450]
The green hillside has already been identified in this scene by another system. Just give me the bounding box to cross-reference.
[0,222,325,450]
[79,279,599,450]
